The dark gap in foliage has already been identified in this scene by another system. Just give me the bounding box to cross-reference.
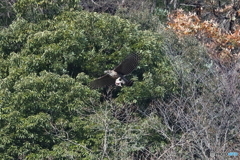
[67,62,83,78]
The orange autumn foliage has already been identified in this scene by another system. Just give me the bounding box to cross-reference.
[167,9,240,64]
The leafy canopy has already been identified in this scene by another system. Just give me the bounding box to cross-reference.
[0,9,176,159]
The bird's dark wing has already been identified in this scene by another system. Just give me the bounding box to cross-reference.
[90,75,116,89]
[114,53,140,75]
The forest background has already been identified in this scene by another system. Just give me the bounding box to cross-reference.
[0,0,240,159]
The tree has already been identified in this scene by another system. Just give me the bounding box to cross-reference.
[0,7,176,159]
[153,32,240,159]
[2,0,238,159]
[0,71,100,159]
[13,0,82,22]
[167,9,240,67]
[0,0,16,27]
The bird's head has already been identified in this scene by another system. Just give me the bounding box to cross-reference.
[115,77,125,87]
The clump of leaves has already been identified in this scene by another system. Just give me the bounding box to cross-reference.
[167,9,240,66]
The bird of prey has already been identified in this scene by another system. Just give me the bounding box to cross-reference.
[90,53,140,89]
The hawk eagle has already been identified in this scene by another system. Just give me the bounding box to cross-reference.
[90,53,140,89]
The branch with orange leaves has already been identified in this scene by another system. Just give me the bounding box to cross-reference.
[167,9,240,64]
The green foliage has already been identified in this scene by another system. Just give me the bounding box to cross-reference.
[0,8,176,159]
[0,10,176,102]
[84,102,169,159]
[13,0,82,22]
[0,71,100,159]
[1,0,237,159]
[0,0,16,27]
